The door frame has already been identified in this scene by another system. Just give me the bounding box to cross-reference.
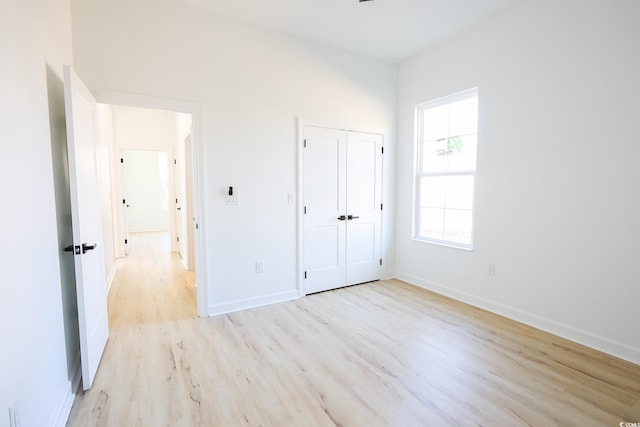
[297,118,386,297]
[119,148,176,240]
[100,91,209,318]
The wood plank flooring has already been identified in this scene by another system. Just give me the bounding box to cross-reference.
[67,256,640,426]
[107,232,197,328]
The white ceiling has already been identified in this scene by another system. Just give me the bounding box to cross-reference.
[180,0,524,63]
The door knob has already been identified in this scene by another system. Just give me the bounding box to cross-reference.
[337,215,347,221]
[82,243,98,254]
[347,215,360,220]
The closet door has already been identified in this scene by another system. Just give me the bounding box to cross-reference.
[345,131,382,284]
[303,126,347,294]
[302,125,383,295]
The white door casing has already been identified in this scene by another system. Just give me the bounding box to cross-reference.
[184,135,196,271]
[63,65,109,390]
[302,125,383,294]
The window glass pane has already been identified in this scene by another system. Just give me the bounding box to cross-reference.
[421,138,449,173]
[423,104,449,141]
[423,136,476,173]
[449,96,478,137]
[445,175,474,210]
[444,209,472,245]
[420,176,445,208]
[420,207,444,240]
[415,89,477,248]
[447,135,477,172]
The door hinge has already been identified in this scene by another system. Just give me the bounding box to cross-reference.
[174,159,177,165]
[124,239,128,244]
[120,158,124,163]
[304,206,307,214]
[304,271,307,279]
[303,139,307,148]
[123,198,126,204]
[381,203,383,211]
[177,236,180,242]
[381,147,384,154]
[380,259,383,266]
[176,198,178,204]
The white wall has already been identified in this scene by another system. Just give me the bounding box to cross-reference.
[70,0,397,314]
[112,106,178,151]
[396,0,640,364]
[123,150,170,232]
[0,0,79,426]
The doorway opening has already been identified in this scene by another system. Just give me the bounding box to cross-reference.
[101,104,201,326]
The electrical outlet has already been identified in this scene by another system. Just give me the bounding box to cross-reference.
[287,192,295,204]
[256,261,264,273]
[486,263,496,277]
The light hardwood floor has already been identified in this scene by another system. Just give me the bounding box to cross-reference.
[68,255,640,425]
[107,232,197,328]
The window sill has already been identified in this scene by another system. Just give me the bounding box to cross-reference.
[412,237,473,251]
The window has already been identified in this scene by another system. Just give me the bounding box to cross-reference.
[415,89,478,249]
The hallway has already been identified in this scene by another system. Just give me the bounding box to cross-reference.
[107,231,197,329]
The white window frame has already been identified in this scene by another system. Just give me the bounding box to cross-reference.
[413,88,478,250]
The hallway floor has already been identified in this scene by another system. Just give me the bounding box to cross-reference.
[107,231,197,329]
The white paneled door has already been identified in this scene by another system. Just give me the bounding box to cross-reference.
[63,65,109,390]
[303,125,383,294]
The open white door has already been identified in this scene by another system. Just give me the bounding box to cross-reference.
[63,65,109,390]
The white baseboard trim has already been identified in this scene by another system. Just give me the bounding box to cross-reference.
[209,290,299,316]
[395,272,640,367]
[106,263,117,296]
[382,271,396,281]
[51,355,81,427]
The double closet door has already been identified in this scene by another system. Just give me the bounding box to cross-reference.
[302,125,383,294]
